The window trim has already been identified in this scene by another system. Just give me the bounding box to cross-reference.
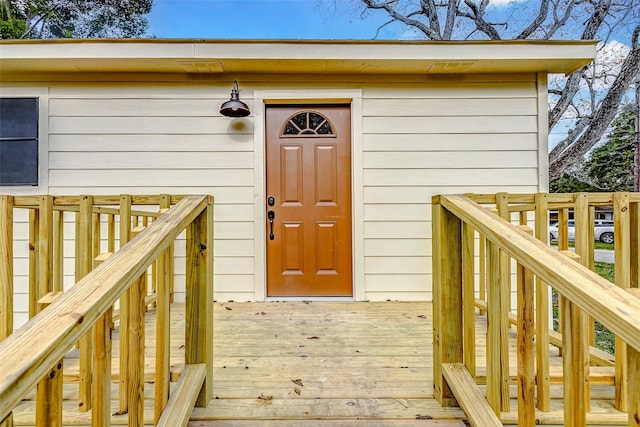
[0,87,49,194]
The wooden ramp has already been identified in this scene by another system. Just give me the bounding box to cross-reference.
[10,301,628,425]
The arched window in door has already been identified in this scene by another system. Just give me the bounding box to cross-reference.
[281,111,335,136]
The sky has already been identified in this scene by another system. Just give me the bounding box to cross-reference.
[148,0,402,40]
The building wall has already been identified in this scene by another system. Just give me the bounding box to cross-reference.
[1,72,543,325]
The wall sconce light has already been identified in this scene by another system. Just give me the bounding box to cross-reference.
[220,80,250,117]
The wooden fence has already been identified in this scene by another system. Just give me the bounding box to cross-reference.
[0,194,214,426]
[433,192,640,426]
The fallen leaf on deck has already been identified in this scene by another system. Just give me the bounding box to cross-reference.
[417,314,426,319]
[258,393,273,400]
[416,415,433,420]
[292,379,304,387]
[294,387,301,395]
[307,336,319,340]
[225,306,232,311]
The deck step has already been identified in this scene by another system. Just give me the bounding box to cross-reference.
[188,421,467,426]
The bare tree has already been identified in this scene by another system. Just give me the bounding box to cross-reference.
[349,0,640,181]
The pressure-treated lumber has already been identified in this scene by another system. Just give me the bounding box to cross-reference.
[485,240,501,416]
[0,195,13,341]
[118,194,131,414]
[534,192,550,411]
[128,226,146,427]
[185,197,214,406]
[36,292,63,427]
[77,196,93,413]
[0,195,208,421]
[28,208,38,319]
[615,193,630,411]
[516,225,535,427]
[154,194,172,424]
[629,345,640,427]
[438,195,640,356]
[432,202,463,408]
[462,223,475,378]
[441,363,502,427]
[157,364,206,427]
[92,253,112,427]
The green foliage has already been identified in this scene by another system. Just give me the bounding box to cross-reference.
[0,0,153,39]
[0,0,27,38]
[584,107,636,192]
[549,174,598,193]
[550,106,636,192]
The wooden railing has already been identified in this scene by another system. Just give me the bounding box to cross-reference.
[0,194,213,426]
[433,193,640,427]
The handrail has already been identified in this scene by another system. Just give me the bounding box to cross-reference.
[439,194,640,349]
[433,193,640,426]
[0,194,211,421]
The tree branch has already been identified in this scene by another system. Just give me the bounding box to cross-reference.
[549,28,640,180]
[462,0,501,40]
[442,0,459,40]
[516,0,549,39]
[362,0,440,39]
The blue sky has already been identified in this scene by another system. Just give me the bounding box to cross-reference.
[148,0,402,39]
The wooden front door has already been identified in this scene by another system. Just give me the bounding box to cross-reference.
[266,105,352,296]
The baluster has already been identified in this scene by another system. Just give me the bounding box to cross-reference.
[92,253,113,427]
[77,196,93,412]
[614,192,631,411]
[154,195,172,423]
[517,225,535,427]
[534,192,550,411]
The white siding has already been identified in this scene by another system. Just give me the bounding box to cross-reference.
[3,73,544,315]
[361,76,540,301]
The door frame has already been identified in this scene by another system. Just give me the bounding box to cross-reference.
[253,89,364,301]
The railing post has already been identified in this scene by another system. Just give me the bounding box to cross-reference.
[0,196,13,427]
[36,292,64,427]
[462,223,476,378]
[186,196,214,406]
[631,200,639,289]
[154,195,172,424]
[432,197,463,407]
[128,227,146,427]
[486,239,501,415]
[629,344,640,427]
[0,195,13,341]
[560,250,589,426]
[92,253,112,427]
[495,193,511,413]
[534,192,550,411]
[615,192,631,411]
[77,195,94,412]
[118,194,132,413]
[517,225,535,427]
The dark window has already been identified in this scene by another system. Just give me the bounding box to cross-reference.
[0,98,38,186]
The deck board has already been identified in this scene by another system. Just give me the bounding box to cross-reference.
[9,301,629,425]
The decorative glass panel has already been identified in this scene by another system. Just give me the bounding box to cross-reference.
[282,111,334,137]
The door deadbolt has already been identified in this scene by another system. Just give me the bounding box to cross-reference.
[267,196,275,206]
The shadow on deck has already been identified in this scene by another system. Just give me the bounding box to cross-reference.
[12,301,625,426]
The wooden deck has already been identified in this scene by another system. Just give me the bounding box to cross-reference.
[10,301,628,426]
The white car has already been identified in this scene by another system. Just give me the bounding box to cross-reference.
[549,220,614,244]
